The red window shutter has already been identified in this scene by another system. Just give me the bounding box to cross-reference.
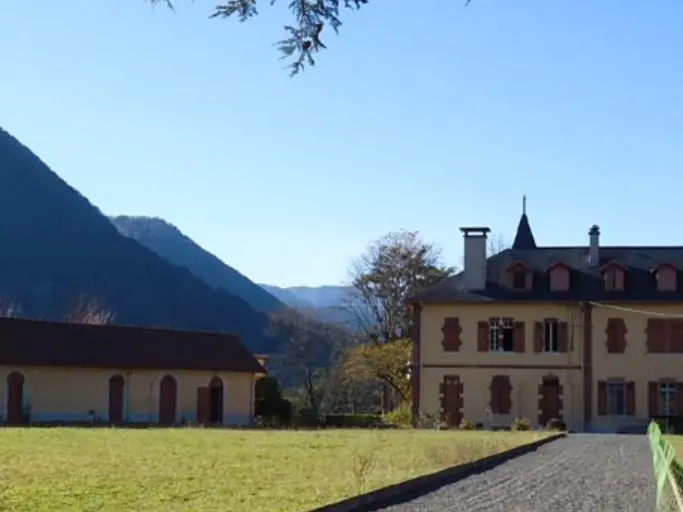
[489,377,499,413]
[477,321,489,352]
[557,322,569,353]
[625,381,636,416]
[534,322,544,352]
[606,319,616,353]
[672,321,683,353]
[649,381,659,417]
[606,318,627,353]
[513,322,525,353]
[605,320,615,353]
[646,319,660,353]
[441,317,462,352]
[597,381,607,416]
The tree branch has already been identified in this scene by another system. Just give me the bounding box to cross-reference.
[152,1,473,75]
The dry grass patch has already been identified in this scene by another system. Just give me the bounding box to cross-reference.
[0,428,550,512]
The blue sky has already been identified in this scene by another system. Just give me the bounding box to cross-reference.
[0,1,681,288]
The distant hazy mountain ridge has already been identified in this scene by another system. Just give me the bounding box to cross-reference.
[259,284,361,329]
[112,216,284,312]
[0,125,283,355]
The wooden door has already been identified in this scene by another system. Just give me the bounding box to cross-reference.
[108,375,125,424]
[6,372,24,425]
[539,378,561,425]
[196,387,211,425]
[441,376,462,427]
[209,376,224,424]
[158,375,177,426]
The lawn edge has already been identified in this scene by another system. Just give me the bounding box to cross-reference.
[309,432,567,512]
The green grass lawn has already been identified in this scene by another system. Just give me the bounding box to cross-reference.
[665,435,683,457]
[0,428,550,512]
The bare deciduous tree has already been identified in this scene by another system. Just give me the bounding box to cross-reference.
[458,231,510,269]
[268,308,339,414]
[0,298,21,319]
[488,232,510,256]
[65,297,115,325]
[152,0,473,75]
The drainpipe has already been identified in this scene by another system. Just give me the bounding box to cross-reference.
[580,301,593,432]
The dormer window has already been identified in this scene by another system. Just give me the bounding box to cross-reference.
[506,262,532,291]
[654,263,678,292]
[548,262,571,292]
[602,261,626,292]
[512,269,526,289]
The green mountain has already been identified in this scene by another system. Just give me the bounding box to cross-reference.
[0,126,282,355]
[112,216,284,312]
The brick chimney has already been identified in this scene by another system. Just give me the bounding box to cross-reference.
[460,227,490,290]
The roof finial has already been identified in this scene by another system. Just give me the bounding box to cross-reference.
[522,194,527,215]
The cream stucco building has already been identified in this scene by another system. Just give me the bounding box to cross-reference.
[0,318,265,426]
[410,204,683,432]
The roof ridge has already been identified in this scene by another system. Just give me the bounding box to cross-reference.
[520,246,683,250]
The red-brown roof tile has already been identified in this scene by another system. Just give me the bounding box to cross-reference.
[0,317,266,374]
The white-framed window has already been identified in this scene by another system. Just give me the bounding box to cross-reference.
[489,317,514,352]
[543,319,559,353]
[607,380,626,416]
[659,382,677,416]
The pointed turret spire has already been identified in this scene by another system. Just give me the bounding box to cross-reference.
[512,195,537,250]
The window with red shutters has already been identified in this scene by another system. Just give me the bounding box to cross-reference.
[646,319,683,353]
[441,317,462,352]
[603,263,626,292]
[506,262,533,291]
[670,321,683,353]
[548,264,571,292]
[656,264,678,292]
[646,319,665,353]
[605,318,627,353]
[533,319,569,353]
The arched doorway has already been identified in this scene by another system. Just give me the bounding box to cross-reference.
[108,374,125,424]
[6,372,25,425]
[209,376,224,424]
[158,375,177,426]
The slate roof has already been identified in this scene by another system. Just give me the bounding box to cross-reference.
[512,213,537,250]
[413,212,683,304]
[0,317,266,373]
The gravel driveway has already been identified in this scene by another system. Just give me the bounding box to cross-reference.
[376,434,655,512]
